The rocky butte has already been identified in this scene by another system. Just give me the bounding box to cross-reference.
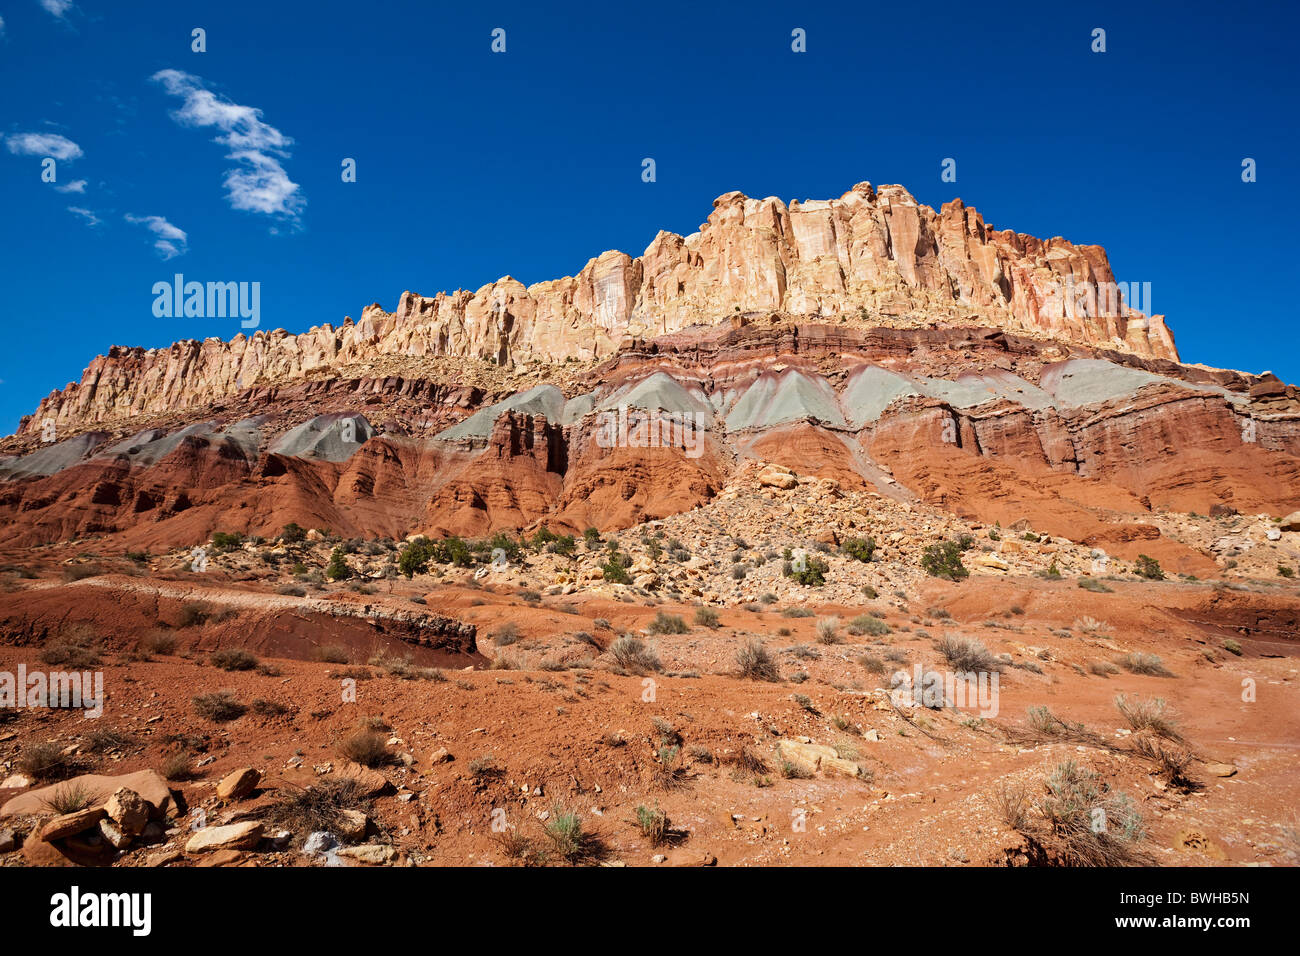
[19,182,1176,437]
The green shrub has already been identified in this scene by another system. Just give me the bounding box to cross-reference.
[841,537,877,563]
[326,547,351,581]
[210,531,244,553]
[921,540,969,581]
[1134,555,1165,580]
[648,612,688,635]
[693,607,720,629]
[211,648,259,671]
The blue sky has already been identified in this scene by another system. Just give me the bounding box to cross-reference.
[1,0,1296,435]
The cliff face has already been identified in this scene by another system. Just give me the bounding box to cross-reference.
[19,181,1176,437]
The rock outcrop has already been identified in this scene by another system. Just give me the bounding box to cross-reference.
[18,182,1176,437]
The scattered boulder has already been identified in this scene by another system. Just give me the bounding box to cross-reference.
[2,770,174,819]
[185,821,264,854]
[332,762,392,797]
[104,787,149,836]
[1280,511,1300,532]
[98,817,132,850]
[216,768,262,802]
[776,739,861,778]
[338,844,396,865]
[336,809,369,842]
[758,464,798,490]
[40,807,105,843]
[0,827,17,853]
[302,831,339,857]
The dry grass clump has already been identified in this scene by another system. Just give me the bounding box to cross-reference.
[193,690,246,723]
[937,636,1002,673]
[210,648,259,671]
[609,635,663,674]
[736,638,779,681]
[338,730,391,768]
[1116,653,1174,677]
[254,778,369,848]
[997,760,1152,866]
[1114,695,1182,741]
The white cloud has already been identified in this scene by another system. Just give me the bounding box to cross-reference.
[125,213,188,259]
[67,206,102,227]
[55,179,87,194]
[3,131,82,160]
[151,69,305,221]
[0,16,7,36]
[39,1,76,19]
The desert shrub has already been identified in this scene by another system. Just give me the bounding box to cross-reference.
[1223,639,1243,656]
[1115,695,1182,740]
[1134,555,1165,580]
[161,753,197,781]
[1034,760,1149,865]
[1279,565,1296,579]
[857,653,887,674]
[40,639,100,668]
[251,698,290,716]
[781,607,814,618]
[193,691,246,722]
[1087,660,1120,677]
[848,614,890,637]
[780,759,813,779]
[82,727,136,754]
[177,602,212,627]
[277,584,307,597]
[648,612,688,635]
[134,630,177,656]
[782,552,828,586]
[937,636,1002,672]
[1116,653,1174,677]
[338,730,391,768]
[814,616,841,644]
[841,537,877,563]
[1077,577,1113,593]
[693,607,720,628]
[209,531,244,553]
[1130,734,1197,789]
[41,781,96,814]
[634,804,671,846]
[736,638,779,681]
[211,648,259,671]
[545,806,600,863]
[921,540,969,580]
[17,742,72,780]
[255,778,369,848]
[601,554,633,584]
[609,636,662,674]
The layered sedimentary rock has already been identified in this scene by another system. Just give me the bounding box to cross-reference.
[2,322,1296,563]
[18,182,1177,438]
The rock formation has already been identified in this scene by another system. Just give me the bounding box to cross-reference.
[17,182,1176,438]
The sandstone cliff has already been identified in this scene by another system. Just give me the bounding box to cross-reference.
[19,182,1176,437]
